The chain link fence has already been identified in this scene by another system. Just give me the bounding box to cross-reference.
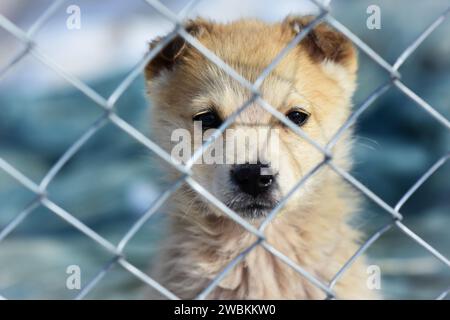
[0,0,449,300]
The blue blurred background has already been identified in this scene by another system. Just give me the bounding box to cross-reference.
[0,0,449,299]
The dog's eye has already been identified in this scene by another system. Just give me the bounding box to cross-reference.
[286,108,310,126]
[193,110,222,129]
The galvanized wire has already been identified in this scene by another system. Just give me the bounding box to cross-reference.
[0,0,449,300]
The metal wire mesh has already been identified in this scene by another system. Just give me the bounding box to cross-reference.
[0,0,449,300]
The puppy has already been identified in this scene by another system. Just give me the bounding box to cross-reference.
[144,16,375,299]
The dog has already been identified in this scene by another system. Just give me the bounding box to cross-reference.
[144,16,375,299]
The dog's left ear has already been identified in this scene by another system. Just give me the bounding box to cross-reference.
[145,19,211,80]
[283,16,357,74]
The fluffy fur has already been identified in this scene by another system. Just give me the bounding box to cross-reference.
[144,16,375,299]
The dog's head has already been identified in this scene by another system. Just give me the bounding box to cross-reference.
[145,17,357,220]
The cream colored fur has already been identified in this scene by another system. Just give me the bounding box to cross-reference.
[144,17,376,299]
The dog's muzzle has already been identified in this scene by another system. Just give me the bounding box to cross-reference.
[228,163,279,218]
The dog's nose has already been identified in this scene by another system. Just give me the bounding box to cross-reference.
[231,163,274,197]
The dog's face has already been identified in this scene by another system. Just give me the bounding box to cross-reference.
[146,17,357,219]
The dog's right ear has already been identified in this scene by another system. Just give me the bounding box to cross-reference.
[145,19,210,80]
[282,16,357,74]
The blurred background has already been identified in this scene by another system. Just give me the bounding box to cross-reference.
[0,0,449,299]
